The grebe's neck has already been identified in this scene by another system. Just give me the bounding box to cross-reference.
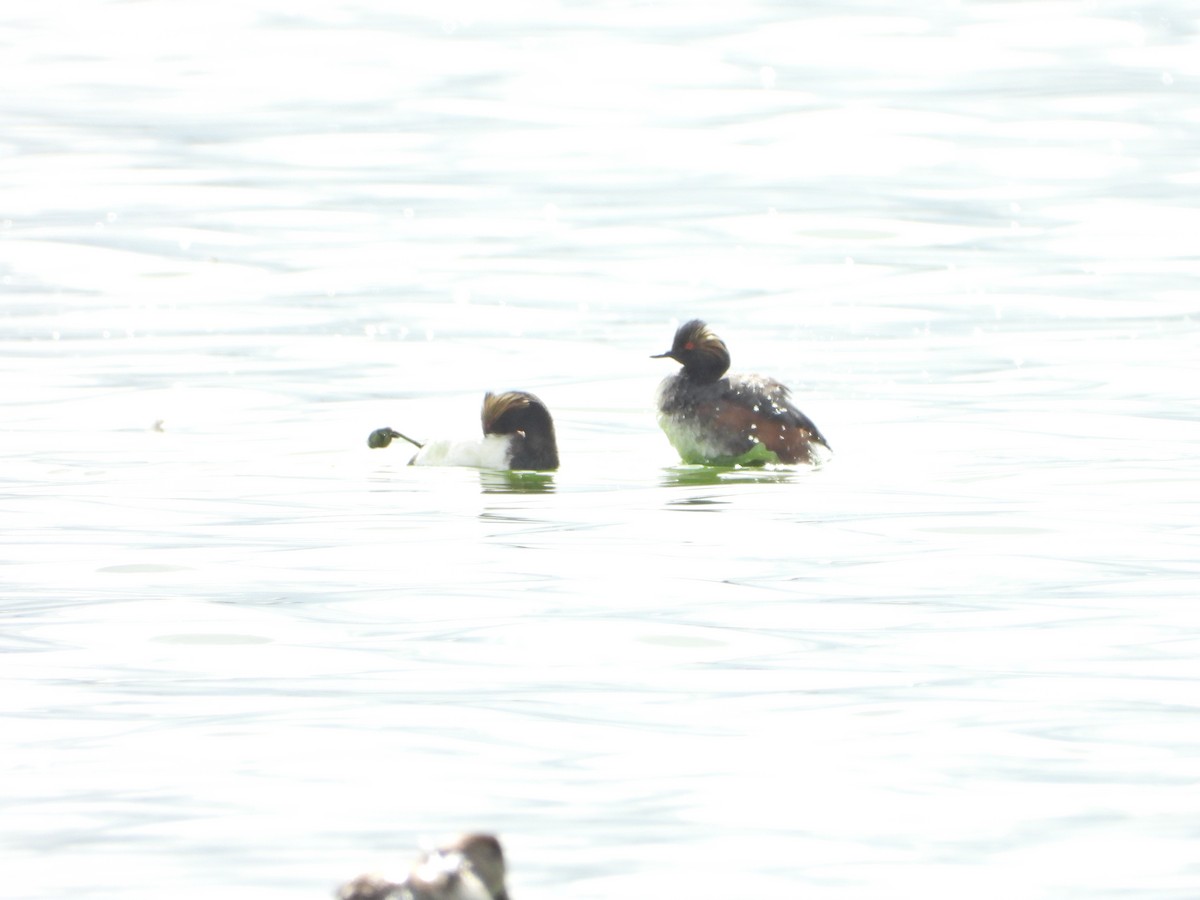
[506,405,558,469]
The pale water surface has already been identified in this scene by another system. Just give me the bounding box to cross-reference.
[2,1,1199,898]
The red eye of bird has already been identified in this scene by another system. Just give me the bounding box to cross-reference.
[683,341,695,350]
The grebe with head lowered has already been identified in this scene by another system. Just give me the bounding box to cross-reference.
[336,832,510,900]
[368,391,559,471]
[652,319,830,466]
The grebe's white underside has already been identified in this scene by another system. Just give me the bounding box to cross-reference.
[409,434,512,469]
[655,374,740,462]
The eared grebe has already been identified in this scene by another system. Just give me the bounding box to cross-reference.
[368,391,559,471]
[652,319,830,466]
[336,833,509,900]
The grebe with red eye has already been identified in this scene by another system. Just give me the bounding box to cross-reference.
[652,319,830,466]
[368,391,559,471]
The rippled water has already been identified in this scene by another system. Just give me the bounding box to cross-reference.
[3,2,1199,898]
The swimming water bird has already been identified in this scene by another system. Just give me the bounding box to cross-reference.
[367,391,559,471]
[336,832,510,900]
[652,319,830,466]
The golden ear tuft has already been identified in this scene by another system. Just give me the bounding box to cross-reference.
[481,391,533,433]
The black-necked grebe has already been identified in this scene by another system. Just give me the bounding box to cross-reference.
[336,833,509,900]
[652,319,830,466]
[368,391,559,471]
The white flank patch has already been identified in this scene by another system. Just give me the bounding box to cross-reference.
[409,434,513,469]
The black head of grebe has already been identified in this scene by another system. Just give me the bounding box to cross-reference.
[650,318,731,384]
[481,390,559,471]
